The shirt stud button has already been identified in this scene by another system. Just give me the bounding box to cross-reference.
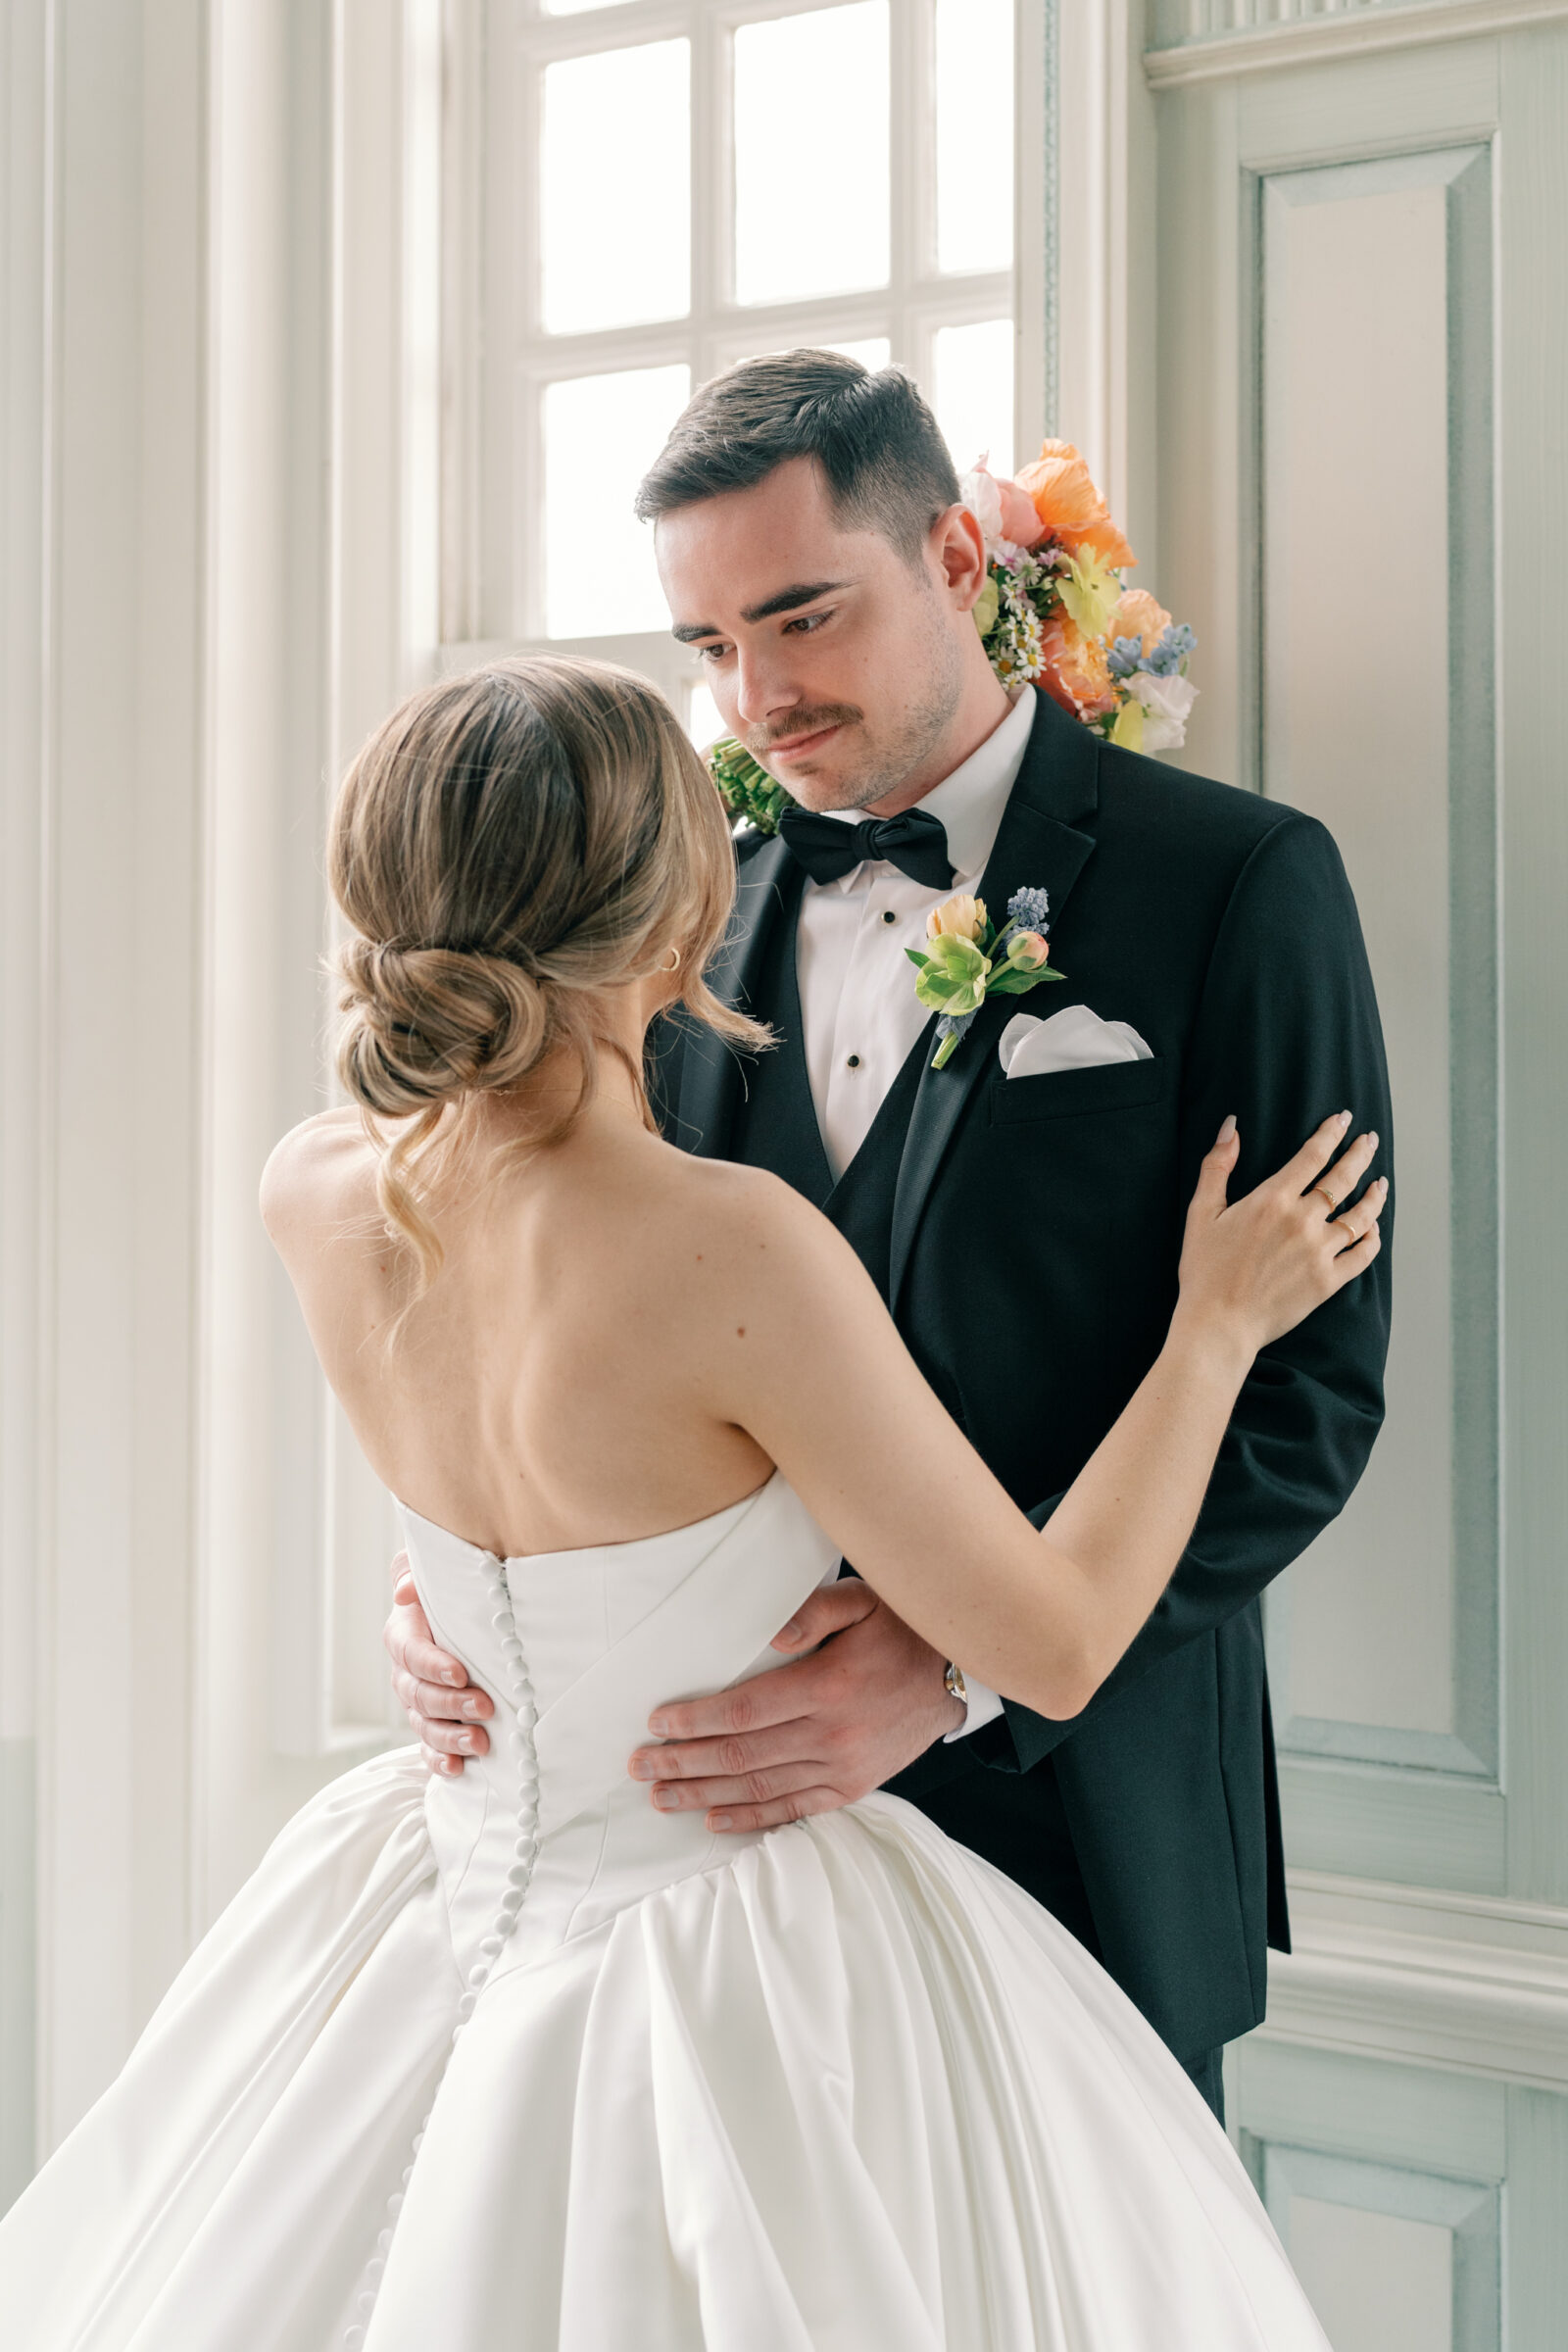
[846,1054,861,1070]
[880,909,897,925]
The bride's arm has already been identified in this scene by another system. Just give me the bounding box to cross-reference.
[705,1115,1384,1721]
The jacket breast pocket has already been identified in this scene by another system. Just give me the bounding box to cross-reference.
[989,1054,1170,1127]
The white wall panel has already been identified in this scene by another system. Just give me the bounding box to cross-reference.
[1257,144,1498,1788]
[1286,2196,1452,2352]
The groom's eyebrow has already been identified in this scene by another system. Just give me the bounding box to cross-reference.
[670,579,853,641]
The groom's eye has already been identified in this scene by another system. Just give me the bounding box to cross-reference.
[783,610,831,636]
[698,640,733,662]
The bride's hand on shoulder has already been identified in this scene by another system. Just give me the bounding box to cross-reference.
[1177,1111,1387,1359]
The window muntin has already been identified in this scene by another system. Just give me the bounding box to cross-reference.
[488,0,1018,730]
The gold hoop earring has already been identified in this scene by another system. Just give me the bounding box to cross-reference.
[662,945,682,975]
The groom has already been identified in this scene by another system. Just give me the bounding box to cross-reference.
[388,353,1393,2121]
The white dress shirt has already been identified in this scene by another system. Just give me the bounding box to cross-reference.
[793,686,1038,1740]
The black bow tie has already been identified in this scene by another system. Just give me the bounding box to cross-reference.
[777,804,955,892]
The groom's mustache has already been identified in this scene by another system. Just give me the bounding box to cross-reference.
[747,705,863,757]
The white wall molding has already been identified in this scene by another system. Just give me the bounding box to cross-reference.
[0,0,49,2208]
[1261,1875,1568,2092]
[7,0,214,2154]
[1052,0,1159,567]
[1145,0,1568,86]
[197,0,436,1930]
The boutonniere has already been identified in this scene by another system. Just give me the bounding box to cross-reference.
[907,887,1065,1068]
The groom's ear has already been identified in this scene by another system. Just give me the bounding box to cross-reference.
[930,502,991,612]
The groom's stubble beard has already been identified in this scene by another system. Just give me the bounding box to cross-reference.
[747,590,966,815]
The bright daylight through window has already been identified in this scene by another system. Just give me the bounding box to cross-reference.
[510,0,1017,741]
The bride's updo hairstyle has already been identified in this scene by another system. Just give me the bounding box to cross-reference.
[328,655,766,1284]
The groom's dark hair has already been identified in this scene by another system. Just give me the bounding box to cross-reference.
[634,350,961,564]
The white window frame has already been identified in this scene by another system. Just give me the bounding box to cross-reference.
[441,0,1041,719]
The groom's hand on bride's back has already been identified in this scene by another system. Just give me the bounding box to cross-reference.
[385,1556,493,1773]
[626,1579,964,1834]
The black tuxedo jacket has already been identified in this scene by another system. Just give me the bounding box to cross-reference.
[652,689,1393,2064]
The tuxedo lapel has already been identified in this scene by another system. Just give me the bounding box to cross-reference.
[674,835,800,1159]
[888,696,1102,1313]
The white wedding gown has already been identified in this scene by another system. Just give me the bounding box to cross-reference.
[0,1471,1329,2350]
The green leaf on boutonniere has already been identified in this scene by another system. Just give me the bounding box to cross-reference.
[987,964,1067,997]
[904,949,931,969]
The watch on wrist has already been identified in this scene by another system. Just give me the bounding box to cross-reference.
[944,1659,968,1709]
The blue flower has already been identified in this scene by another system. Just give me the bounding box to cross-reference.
[1107,634,1145,678]
[1006,885,1052,935]
[1143,622,1196,677]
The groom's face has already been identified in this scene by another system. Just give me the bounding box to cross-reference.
[656,456,972,813]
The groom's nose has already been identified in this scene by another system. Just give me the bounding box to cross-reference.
[732,640,804,734]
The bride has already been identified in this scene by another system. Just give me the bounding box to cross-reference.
[0,656,1382,2349]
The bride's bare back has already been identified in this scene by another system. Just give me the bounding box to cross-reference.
[264,1079,784,1563]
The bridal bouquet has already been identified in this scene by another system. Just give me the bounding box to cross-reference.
[706,438,1198,837]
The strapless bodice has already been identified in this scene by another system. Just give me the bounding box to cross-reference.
[401,1471,841,1985]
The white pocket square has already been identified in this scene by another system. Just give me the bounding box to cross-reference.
[999,1003,1153,1080]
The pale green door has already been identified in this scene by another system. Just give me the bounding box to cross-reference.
[1143,6,1568,2345]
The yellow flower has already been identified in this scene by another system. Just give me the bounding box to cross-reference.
[1109,698,1146,752]
[1058,546,1123,643]
[927,893,988,944]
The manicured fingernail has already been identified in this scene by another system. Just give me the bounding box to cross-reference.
[1339,1110,1352,1126]
[776,1617,805,1644]
[1218,1114,1237,1142]
[648,1714,671,1737]
[462,1696,486,1719]
[710,1812,733,1832]
[456,1731,476,1753]
[1367,1132,1379,1151]
[630,1755,654,1780]
[653,1786,680,1810]
[442,1668,463,1686]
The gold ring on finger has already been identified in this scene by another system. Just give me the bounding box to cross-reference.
[1312,1183,1339,1213]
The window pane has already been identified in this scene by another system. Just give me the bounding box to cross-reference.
[932,318,1014,475]
[936,0,1013,275]
[826,337,892,369]
[542,43,689,334]
[734,5,890,306]
[736,336,892,372]
[544,364,690,637]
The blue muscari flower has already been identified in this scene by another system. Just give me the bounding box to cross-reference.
[1143,622,1196,677]
[1006,886,1052,935]
[1107,635,1144,678]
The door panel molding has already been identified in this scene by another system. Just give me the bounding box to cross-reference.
[1147,0,1568,86]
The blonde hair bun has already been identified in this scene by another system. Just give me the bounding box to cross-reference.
[326,655,768,1289]
[336,938,550,1117]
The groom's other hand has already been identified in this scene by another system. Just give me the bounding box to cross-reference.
[629,1581,962,1833]
[385,1556,493,1774]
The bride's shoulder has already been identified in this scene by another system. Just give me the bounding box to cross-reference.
[260,1108,374,1245]
[644,1143,857,1296]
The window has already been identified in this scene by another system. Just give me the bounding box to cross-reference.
[456,0,1018,736]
